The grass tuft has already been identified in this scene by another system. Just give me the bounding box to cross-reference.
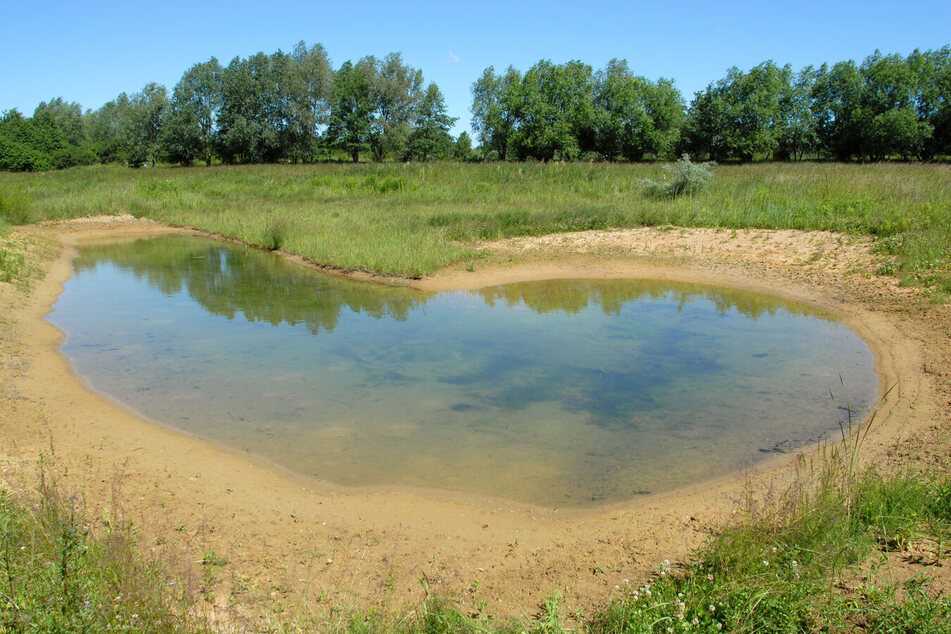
[0,458,203,632]
[259,215,289,251]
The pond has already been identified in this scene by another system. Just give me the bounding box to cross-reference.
[48,236,878,508]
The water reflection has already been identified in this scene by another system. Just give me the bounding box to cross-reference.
[75,237,834,329]
[74,237,423,335]
[55,236,878,507]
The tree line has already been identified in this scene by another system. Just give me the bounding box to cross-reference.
[1,44,949,171]
[0,42,460,171]
[472,48,951,162]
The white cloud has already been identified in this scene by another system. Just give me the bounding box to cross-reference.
[448,50,460,64]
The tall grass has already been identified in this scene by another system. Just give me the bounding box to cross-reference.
[1,162,948,289]
[0,460,203,632]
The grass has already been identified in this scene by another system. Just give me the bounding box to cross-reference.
[0,459,205,632]
[1,160,950,629]
[337,437,951,633]
[4,454,948,632]
[0,161,948,290]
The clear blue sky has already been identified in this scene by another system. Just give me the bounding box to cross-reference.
[2,0,949,137]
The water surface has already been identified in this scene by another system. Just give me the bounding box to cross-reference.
[48,236,878,507]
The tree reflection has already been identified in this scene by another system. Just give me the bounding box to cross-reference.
[75,236,834,337]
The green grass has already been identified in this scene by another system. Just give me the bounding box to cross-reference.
[349,425,951,634]
[2,161,950,630]
[5,459,948,632]
[1,161,949,290]
[0,460,204,632]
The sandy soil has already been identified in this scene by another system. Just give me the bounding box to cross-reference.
[1,216,949,629]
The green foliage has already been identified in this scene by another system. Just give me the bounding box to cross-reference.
[471,66,521,161]
[454,131,474,161]
[0,464,200,632]
[594,60,683,162]
[327,58,378,163]
[408,83,457,161]
[6,44,951,172]
[0,188,31,224]
[1,161,949,293]
[0,134,53,172]
[0,109,66,171]
[259,215,289,250]
[643,154,716,197]
[684,61,791,162]
[586,448,951,633]
[369,52,424,162]
[163,57,222,166]
[509,59,597,161]
[0,243,24,283]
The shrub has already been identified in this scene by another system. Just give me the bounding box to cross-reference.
[643,154,716,197]
[0,135,54,172]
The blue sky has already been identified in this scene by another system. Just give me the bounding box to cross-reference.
[2,0,949,137]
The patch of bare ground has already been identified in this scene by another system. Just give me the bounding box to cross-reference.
[1,218,949,629]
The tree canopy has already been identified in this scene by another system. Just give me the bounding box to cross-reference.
[2,43,950,171]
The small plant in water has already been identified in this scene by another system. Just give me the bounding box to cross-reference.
[643,154,716,198]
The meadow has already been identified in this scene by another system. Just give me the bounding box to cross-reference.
[1,161,950,631]
[0,161,949,293]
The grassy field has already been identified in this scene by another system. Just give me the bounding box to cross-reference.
[1,161,950,630]
[1,161,949,292]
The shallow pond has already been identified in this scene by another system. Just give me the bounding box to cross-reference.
[48,236,878,508]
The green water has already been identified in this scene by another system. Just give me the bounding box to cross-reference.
[49,236,878,508]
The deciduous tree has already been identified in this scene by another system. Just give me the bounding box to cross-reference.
[408,83,456,161]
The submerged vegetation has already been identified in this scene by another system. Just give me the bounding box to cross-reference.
[1,161,949,292]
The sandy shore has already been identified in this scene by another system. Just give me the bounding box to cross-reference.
[1,215,949,628]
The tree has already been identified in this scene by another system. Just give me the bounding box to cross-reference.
[682,83,730,161]
[369,53,423,161]
[860,51,931,160]
[453,131,473,160]
[408,83,456,160]
[126,83,169,167]
[908,46,951,158]
[0,109,62,171]
[812,60,865,161]
[776,67,819,161]
[327,59,376,162]
[593,60,683,161]
[88,94,133,164]
[510,59,596,161]
[216,53,285,164]
[283,41,334,162]
[164,58,222,166]
[471,66,521,160]
[685,62,789,161]
[33,98,87,147]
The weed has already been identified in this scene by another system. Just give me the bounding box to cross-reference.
[259,215,289,251]
[643,154,717,198]
[0,459,203,632]
[0,246,24,283]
